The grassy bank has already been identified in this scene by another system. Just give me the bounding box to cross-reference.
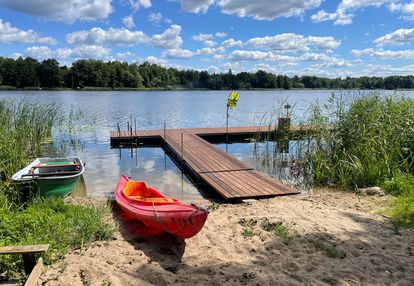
[306,93,414,228]
[0,99,115,282]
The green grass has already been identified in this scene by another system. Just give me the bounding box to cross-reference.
[260,219,293,240]
[0,99,116,282]
[309,240,346,259]
[302,93,414,229]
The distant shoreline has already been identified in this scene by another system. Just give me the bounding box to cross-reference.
[1,86,413,92]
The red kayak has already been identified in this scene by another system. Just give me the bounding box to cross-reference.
[114,175,208,239]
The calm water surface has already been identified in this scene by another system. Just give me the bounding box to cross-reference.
[1,90,412,199]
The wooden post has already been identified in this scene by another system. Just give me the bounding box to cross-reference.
[117,122,120,137]
[278,117,291,133]
[181,133,184,161]
[164,122,166,141]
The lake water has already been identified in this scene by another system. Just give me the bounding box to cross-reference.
[1,89,413,200]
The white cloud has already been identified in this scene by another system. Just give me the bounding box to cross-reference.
[351,48,414,58]
[215,32,227,38]
[66,27,149,46]
[246,33,341,52]
[196,47,225,55]
[218,0,323,20]
[0,0,112,23]
[122,15,135,29]
[228,50,297,61]
[148,12,163,24]
[312,0,391,26]
[142,56,167,65]
[151,25,183,49]
[193,33,214,41]
[221,38,243,48]
[374,28,414,46]
[181,0,215,13]
[161,48,194,59]
[0,19,57,44]
[363,63,414,76]
[311,10,353,25]
[127,0,152,11]
[115,51,135,59]
[388,2,414,21]
[179,0,324,20]
[25,45,111,61]
[350,48,374,56]
[203,40,217,47]
[338,0,391,11]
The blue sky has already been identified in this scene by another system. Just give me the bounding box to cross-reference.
[0,0,414,77]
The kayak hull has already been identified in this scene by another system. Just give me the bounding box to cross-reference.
[115,175,208,239]
[12,157,84,197]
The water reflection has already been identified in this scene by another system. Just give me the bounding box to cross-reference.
[215,139,309,190]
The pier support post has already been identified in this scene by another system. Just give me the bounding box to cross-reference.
[181,133,184,161]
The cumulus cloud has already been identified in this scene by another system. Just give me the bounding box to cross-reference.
[228,50,297,61]
[151,25,183,49]
[218,0,324,20]
[148,12,163,24]
[179,0,323,20]
[127,0,152,11]
[196,47,226,55]
[246,33,341,52]
[351,48,414,58]
[122,15,135,29]
[221,38,243,48]
[311,10,353,25]
[25,45,111,61]
[374,28,414,46]
[338,0,391,11]
[66,27,148,46]
[161,48,194,59]
[388,2,414,21]
[312,0,391,26]
[193,33,214,41]
[215,32,227,38]
[0,19,57,44]
[203,40,217,47]
[0,0,112,23]
[180,0,215,13]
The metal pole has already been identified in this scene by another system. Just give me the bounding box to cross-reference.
[134,118,136,133]
[117,122,120,137]
[226,105,229,152]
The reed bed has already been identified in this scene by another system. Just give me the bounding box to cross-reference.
[253,92,414,228]
[0,99,115,282]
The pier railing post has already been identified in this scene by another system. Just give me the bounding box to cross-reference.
[181,133,184,161]
[164,122,166,142]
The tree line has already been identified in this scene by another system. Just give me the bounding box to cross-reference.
[1,56,413,90]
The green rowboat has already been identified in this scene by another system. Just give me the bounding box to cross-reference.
[12,157,85,197]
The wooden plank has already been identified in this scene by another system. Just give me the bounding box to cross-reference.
[0,244,49,255]
[24,258,43,286]
[110,125,301,199]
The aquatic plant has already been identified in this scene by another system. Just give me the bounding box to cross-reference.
[0,99,115,282]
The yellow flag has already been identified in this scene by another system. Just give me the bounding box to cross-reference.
[227,92,239,110]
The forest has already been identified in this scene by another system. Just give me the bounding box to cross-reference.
[0,56,413,90]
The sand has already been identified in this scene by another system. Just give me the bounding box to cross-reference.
[41,190,414,286]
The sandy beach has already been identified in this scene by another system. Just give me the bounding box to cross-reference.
[41,190,414,286]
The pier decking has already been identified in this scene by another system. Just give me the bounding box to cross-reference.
[110,125,302,200]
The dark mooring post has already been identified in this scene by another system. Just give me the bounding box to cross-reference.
[226,104,229,152]
[277,104,292,153]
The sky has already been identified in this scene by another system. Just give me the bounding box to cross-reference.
[0,0,414,78]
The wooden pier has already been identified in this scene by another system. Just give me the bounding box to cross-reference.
[110,125,305,200]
